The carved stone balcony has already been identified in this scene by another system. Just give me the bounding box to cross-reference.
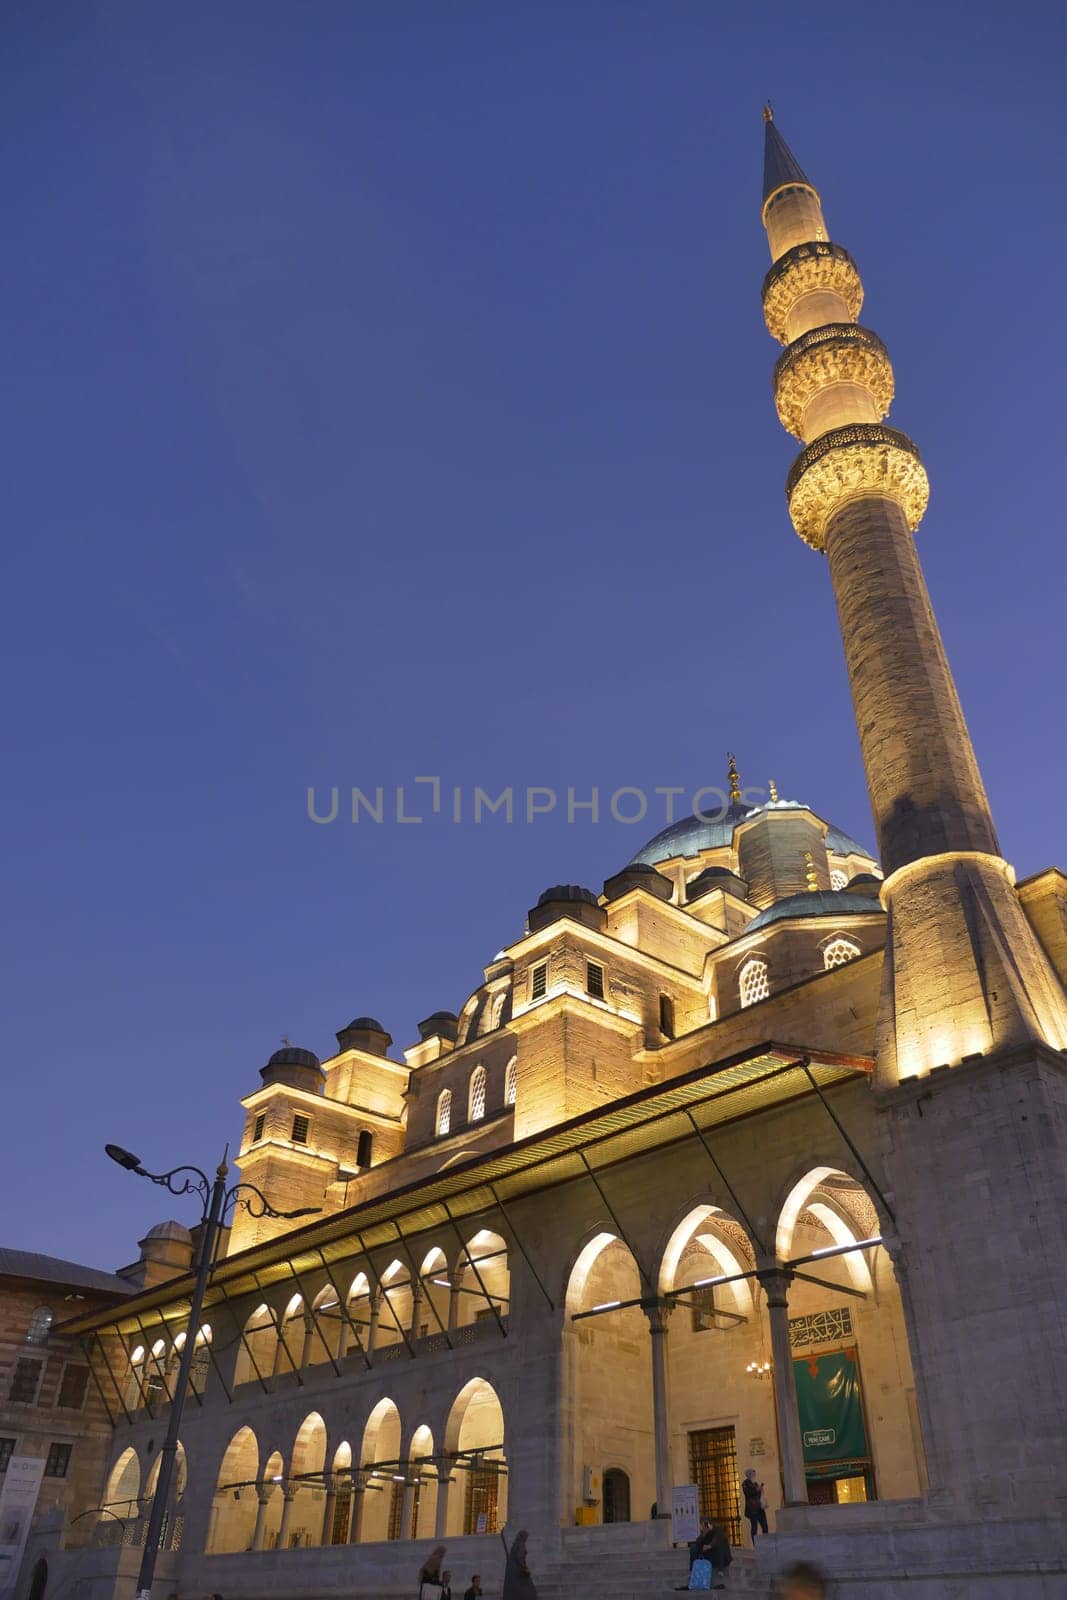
[773,323,894,439]
[785,423,929,550]
[762,240,863,344]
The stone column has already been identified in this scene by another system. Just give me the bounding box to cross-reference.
[320,1475,337,1546]
[251,1489,271,1551]
[300,1312,315,1370]
[434,1467,452,1540]
[644,1300,674,1517]
[760,1271,807,1505]
[410,1278,425,1340]
[336,1309,349,1362]
[448,1265,465,1330]
[277,1484,297,1549]
[401,1468,417,1539]
[349,1482,366,1544]
[367,1289,382,1354]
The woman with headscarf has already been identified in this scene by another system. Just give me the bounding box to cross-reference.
[418,1546,447,1600]
[501,1528,537,1600]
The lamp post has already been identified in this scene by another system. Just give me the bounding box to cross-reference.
[104,1143,320,1600]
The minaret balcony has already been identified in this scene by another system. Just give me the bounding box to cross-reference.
[773,323,894,439]
[762,240,863,344]
[785,422,930,550]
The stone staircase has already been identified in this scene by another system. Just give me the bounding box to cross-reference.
[533,1528,764,1600]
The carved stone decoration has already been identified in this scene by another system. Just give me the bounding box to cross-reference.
[761,240,864,344]
[786,423,930,550]
[773,323,894,439]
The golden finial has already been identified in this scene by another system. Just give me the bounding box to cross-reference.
[804,851,819,892]
[768,778,779,804]
[727,752,741,805]
[763,103,774,123]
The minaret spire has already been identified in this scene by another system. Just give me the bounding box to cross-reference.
[758,112,1067,1083]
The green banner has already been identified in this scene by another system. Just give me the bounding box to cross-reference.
[793,1346,869,1469]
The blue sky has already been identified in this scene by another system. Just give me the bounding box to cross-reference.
[3,1,1065,1267]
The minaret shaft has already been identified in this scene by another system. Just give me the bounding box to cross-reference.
[759,114,1067,1083]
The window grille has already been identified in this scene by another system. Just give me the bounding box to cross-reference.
[469,1066,487,1122]
[57,1365,89,1410]
[530,962,547,1000]
[464,1465,499,1534]
[586,961,605,1000]
[44,1443,72,1478]
[823,937,861,969]
[739,958,769,1007]
[26,1308,53,1346]
[830,869,849,891]
[291,1114,310,1144]
[437,1089,452,1137]
[252,1113,266,1143]
[9,1359,42,1405]
[505,1057,518,1107]
[356,1129,373,1167]
[659,993,675,1038]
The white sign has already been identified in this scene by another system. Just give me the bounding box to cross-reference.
[475,1512,488,1535]
[670,1483,700,1545]
[803,1428,836,1448]
[0,1456,46,1595]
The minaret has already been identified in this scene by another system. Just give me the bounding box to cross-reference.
[759,107,1067,1085]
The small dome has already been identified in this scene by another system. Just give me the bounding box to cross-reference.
[267,1045,321,1071]
[537,884,599,907]
[144,1220,193,1244]
[424,1010,458,1023]
[746,890,884,933]
[687,865,748,901]
[344,1017,385,1034]
[845,872,882,893]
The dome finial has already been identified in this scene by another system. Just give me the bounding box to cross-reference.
[727,752,742,804]
[763,102,773,123]
[804,850,819,891]
[768,777,779,803]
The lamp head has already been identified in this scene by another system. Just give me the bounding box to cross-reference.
[105,1144,144,1173]
[284,1206,322,1220]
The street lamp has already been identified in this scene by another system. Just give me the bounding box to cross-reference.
[105,1142,320,1600]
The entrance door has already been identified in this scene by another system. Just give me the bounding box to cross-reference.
[602,1468,630,1523]
[688,1427,741,1546]
[331,1482,352,1543]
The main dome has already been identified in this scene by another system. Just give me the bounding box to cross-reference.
[629,802,872,867]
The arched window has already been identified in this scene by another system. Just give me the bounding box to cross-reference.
[829,869,849,891]
[26,1308,53,1346]
[504,1056,517,1107]
[437,1089,452,1137]
[469,1066,487,1123]
[823,936,861,969]
[356,1129,373,1167]
[739,957,769,1008]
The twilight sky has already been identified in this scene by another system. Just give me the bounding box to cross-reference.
[3,2,1065,1269]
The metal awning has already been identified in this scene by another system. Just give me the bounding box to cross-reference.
[60,1040,870,1339]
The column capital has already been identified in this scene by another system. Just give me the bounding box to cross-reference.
[642,1296,674,1335]
[756,1266,794,1307]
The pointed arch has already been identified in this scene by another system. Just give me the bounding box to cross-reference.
[468,1064,487,1123]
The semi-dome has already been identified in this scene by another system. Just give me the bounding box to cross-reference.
[630,804,872,868]
[267,1045,321,1071]
[746,889,884,933]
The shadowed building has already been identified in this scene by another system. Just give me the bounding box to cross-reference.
[40,115,1067,1600]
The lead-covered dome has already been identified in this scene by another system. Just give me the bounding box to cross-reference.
[746,889,884,932]
[629,804,872,867]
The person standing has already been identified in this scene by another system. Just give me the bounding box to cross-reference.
[418,1546,447,1599]
[463,1578,483,1600]
[742,1468,769,1543]
[440,1571,453,1600]
[501,1528,537,1600]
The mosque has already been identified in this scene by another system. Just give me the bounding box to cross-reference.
[43,115,1067,1599]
